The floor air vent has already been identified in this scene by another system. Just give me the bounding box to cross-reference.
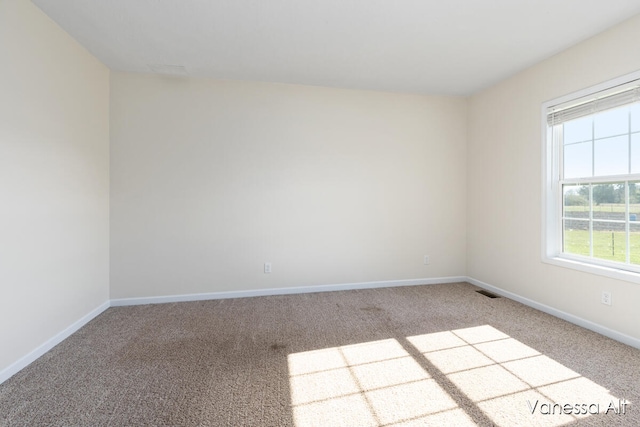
[476,290,500,298]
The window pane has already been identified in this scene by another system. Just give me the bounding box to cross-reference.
[564,141,592,179]
[591,183,624,216]
[631,222,640,265]
[594,106,629,139]
[629,182,640,220]
[563,219,589,256]
[592,221,626,263]
[631,134,640,174]
[631,103,640,133]
[563,116,592,144]
[563,184,589,219]
[594,136,628,176]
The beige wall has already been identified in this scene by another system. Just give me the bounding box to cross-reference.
[110,73,467,298]
[0,1,110,373]
[467,15,640,340]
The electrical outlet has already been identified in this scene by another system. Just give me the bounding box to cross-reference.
[264,262,272,274]
[601,291,612,306]
[424,255,430,265]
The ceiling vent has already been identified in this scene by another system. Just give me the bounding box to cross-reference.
[147,64,189,76]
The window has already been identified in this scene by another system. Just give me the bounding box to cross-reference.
[543,71,640,280]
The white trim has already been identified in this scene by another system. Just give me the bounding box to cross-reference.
[0,301,110,385]
[562,172,640,184]
[542,255,640,284]
[466,276,640,350]
[110,276,467,306]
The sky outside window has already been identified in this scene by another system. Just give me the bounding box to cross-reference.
[563,105,639,179]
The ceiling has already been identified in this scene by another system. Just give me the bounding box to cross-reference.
[32,0,640,95]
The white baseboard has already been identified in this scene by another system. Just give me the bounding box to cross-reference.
[110,276,467,306]
[466,276,640,350]
[0,301,110,385]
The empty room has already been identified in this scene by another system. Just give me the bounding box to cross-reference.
[2,0,640,425]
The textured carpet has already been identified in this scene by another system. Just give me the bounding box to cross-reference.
[0,282,638,426]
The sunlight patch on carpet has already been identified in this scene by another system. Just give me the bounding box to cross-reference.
[288,339,469,427]
[409,325,624,426]
[288,325,627,426]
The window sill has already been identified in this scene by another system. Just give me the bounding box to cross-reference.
[543,255,640,285]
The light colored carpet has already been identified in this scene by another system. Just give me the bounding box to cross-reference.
[0,282,638,426]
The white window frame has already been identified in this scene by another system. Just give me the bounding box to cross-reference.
[542,69,640,284]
